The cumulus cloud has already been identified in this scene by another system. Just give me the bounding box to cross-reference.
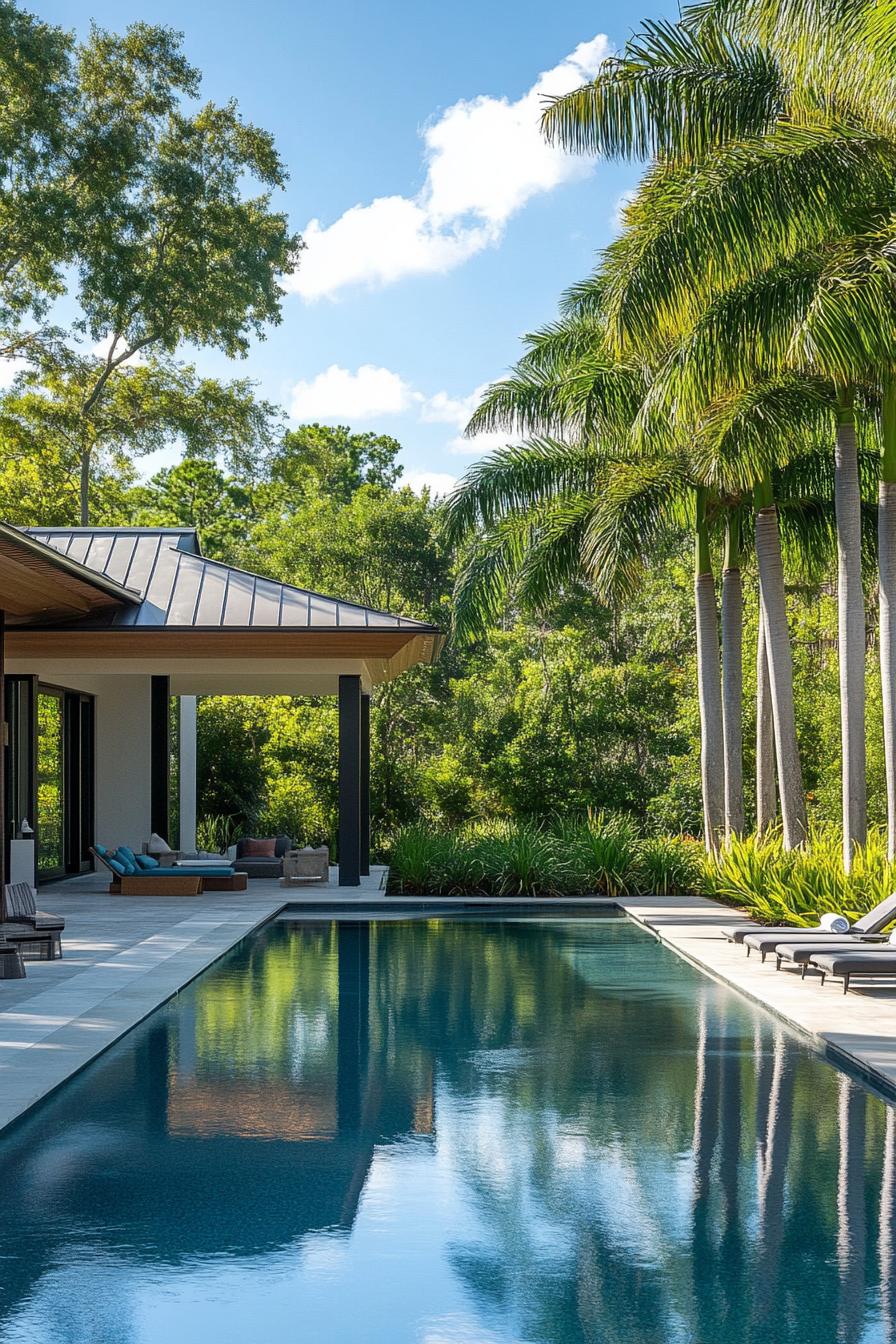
[0,356,28,389]
[447,429,516,456]
[288,35,609,300]
[289,363,414,420]
[610,189,636,231]
[288,362,523,468]
[404,470,459,497]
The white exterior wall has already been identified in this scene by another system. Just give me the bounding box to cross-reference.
[91,676,153,850]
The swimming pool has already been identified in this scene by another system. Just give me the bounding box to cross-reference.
[0,912,892,1344]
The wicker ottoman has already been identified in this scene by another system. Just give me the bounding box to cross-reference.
[281,847,330,886]
[0,941,25,978]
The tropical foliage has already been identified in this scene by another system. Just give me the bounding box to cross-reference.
[6,1,896,916]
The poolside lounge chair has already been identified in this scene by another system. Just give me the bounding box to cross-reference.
[809,947,896,993]
[92,845,245,894]
[773,938,890,975]
[1,882,64,959]
[723,891,896,957]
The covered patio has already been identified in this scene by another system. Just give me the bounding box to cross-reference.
[0,523,443,889]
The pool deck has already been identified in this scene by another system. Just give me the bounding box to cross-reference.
[4,878,896,1134]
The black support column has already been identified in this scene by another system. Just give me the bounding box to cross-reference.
[0,610,5,893]
[338,675,361,886]
[360,693,370,877]
[150,675,170,841]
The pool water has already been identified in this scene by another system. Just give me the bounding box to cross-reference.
[0,914,893,1344]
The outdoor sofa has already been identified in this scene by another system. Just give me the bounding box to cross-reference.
[92,845,247,894]
[233,835,293,879]
[1,882,64,959]
[725,892,896,960]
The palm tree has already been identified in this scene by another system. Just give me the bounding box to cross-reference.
[721,510,745,838]
[541,10,896,861]
[447,301,847,848]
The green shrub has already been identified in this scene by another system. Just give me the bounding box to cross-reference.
[196,813,240,853]
[638,835,704,896]
[559,812,639,896]
[386,816,896,913]
[703,826,896,925]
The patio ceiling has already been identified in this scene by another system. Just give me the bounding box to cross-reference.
[0,523,140,626]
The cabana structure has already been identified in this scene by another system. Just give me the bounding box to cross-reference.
[0,524,443,887]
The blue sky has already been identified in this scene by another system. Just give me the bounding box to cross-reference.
[43,0,671,491]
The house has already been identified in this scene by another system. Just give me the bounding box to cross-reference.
[0,523,443,886]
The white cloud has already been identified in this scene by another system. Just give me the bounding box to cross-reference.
[288,363,522,464]
[447,429,516,456]
[611,189,636,231]
[289,363,413,420]
[288,35,610,300]
[404,470,458,497]
[418,385,488,425]
[91,334,147,366]
[0,356,28,389]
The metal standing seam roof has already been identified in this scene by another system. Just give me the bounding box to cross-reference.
[23,527,439,632]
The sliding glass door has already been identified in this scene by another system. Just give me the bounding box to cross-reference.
[36,690,65,879]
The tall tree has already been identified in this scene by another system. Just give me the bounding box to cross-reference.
[0,354,279,526]
[0,12,301,522]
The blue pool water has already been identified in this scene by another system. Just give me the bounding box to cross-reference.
[0,913,893,1344]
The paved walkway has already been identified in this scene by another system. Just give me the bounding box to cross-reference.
[5,881,896,1135]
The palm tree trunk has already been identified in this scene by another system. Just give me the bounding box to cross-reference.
[756,612,777,832]
[695,488,724,854]
[754,475,806,849]
[835,386,866,872]
[721,512,744,842]
[880,375,896,861]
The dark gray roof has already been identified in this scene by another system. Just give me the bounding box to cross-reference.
[24,527,436,631]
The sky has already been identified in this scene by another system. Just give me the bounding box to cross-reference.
[41,0,672,493]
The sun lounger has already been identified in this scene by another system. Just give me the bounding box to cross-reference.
[743,928,889,962]
[92,844,240,894]
[723,891,896,953]
[774,938,889,975]
[809,947,896,993]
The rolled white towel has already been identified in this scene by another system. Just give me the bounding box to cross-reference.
[818,913,850,934]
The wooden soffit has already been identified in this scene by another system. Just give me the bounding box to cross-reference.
[5,625,444,674]
[0,525,138,625]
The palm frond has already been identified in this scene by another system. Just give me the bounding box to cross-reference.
[541,16,785,162]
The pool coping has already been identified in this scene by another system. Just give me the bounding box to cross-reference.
[4,882,896,1135]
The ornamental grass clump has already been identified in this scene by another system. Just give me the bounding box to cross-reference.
[702,826,896,926]
[560,812,640,897]
[387,814,703,897]
[637,835,704,896]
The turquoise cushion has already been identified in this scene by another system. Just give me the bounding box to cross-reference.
[110,849,136,875]
[94,843,108,857]
[107,856,126,876]
[135,854,160,870]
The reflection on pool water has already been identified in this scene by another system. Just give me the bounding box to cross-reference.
[0,914,893,1343]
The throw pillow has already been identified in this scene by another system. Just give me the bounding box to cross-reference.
[243,837,276,858]
[135,854,160,870]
